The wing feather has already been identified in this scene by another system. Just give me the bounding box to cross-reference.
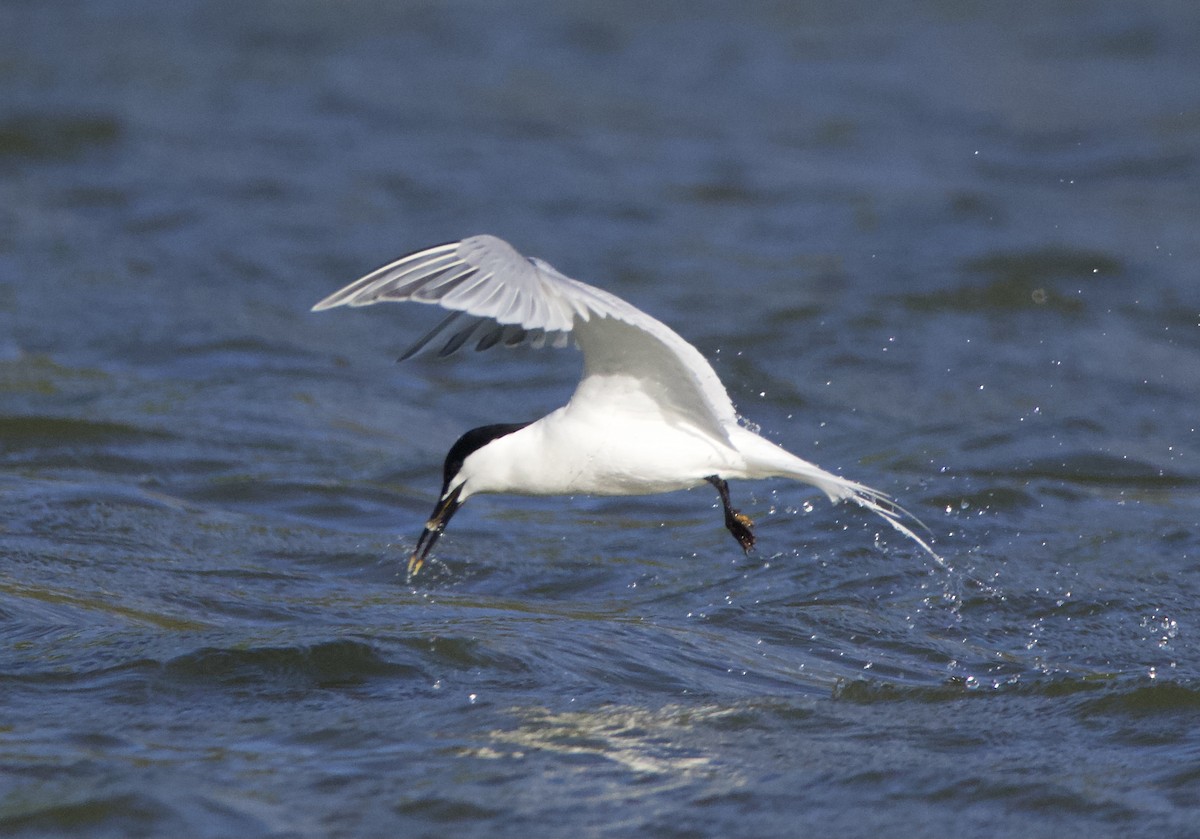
[410,265,477,301]
[438,318,488,357]
[312,234,740,436]
[397,310,465,362]
[440,270,496,309]
[474,323,506,352]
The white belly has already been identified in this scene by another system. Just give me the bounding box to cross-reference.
[457,405,744,498]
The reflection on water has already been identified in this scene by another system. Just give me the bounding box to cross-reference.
[485,704,726,779]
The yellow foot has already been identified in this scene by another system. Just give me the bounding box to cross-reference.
[727,510,756,554]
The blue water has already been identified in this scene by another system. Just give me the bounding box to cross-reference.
[2,2,1199,836]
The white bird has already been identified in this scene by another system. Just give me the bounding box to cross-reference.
[313,234,939,578]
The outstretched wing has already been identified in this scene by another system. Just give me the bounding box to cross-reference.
[312,235,740,438]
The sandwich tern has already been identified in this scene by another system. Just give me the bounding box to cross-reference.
[313,235,938,577]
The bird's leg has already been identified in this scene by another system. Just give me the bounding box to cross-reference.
[705,475,755,553]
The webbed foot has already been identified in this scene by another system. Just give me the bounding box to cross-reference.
[706,475,756,554]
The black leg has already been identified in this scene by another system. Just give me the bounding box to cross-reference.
[705,475,755,553]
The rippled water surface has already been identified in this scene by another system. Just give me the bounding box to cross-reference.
[3,2,1199,836]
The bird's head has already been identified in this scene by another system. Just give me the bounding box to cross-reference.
[406,421,532,578]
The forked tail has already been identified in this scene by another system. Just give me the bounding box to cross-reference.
[834,480,945,568]
[746,433,945,566]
